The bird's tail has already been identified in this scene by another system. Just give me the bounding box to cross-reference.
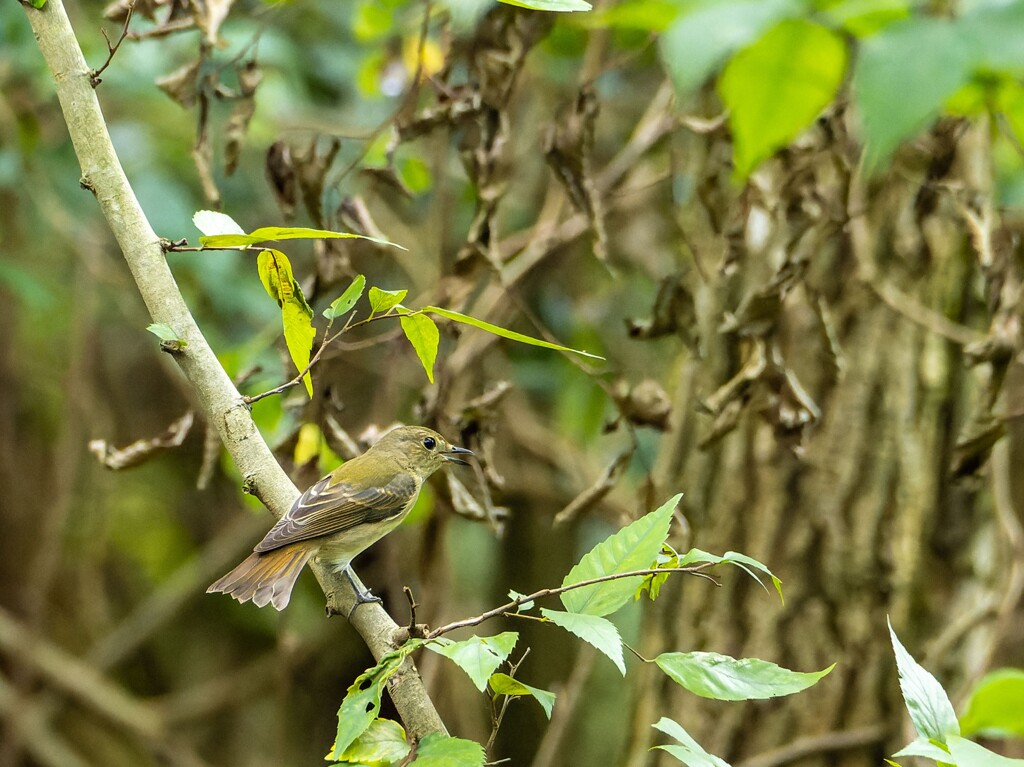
[207,545,314,611]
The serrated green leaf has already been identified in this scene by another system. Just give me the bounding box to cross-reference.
[368,287,408,316]
[659,0,800,96]
[329,640,424,760]
[719,19,847,179]
[327,718,408,764]
[852,17,973,170]
[541,609,625,675]
[423,306,604,360]
[560,494,679,616]
[655,651,834,701]
[960,668,1024,738]
[947,735,1024,767]
[193,210,244,236]
[323,275,366,320]
[652,717,732,767]
[489,673,556,719]
[427,633,518,692]
[409,733,485,767]
[498,0,591,11]
[399,313,440,383]
[889,619,960,742]
[146,323,185,344]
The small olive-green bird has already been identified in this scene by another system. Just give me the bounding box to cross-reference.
[208,426,472,611]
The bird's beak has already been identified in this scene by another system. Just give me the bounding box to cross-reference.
[443,445,474,466]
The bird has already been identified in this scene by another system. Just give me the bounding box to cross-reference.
[207,426,472,611]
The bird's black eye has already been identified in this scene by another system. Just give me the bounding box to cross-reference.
[422,436,436,450]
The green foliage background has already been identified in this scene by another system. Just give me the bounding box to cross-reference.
[3,0,1024,765]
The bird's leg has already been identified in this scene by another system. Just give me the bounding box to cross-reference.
[344,566,382,617]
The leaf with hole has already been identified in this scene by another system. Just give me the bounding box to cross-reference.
[323,274,366,320]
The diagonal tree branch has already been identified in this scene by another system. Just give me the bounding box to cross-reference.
[21,0,445,739]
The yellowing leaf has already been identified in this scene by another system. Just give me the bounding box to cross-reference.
[257,249,315,397]
[282,300,315,398]
[399,312,440,383]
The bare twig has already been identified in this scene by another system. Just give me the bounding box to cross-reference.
[427,565,716,639]
[90,1,134,87]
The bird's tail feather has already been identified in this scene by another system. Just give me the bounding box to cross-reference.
[207,545,314,611]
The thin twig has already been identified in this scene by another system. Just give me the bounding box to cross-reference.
[426,565,716,639]
[485,649,529,756]
[90,1,134,87]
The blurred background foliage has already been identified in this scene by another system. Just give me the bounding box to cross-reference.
[3,0,1024,765]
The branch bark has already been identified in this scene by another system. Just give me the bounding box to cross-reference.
[22,0,446,739]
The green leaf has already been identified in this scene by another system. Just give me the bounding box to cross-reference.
[588,0,680,32]
[146,323,187,347]
[893,738,951,761]
[560,495,679,616]
[427,633,519,692]
[329,640,424,759]
[399,313,440,384]
[541,609,625,675]
[193,209,244,236]
[718,19,847,179]
[947,735,1024,767]
[959,2,1024,74]
[327,718,408,764]
[888,619,961,742]
[677,548,783,601]
[248,226,404,249]
[368,287,408,316]
[498,0,592,10]
[508,590,534,612]
[282,301,316,397]
[659,0,801,96]
[423,306,604,360]
[409,733,485,767]
[257,249,315,397]
[852,17,973,170]
[199,226,404,249]
[27,0,48,7]
[323,275,366,320]
[655,651,834,701]
[960,668,1024,738]
[652,717,732,767]
[820,0,910,37]
[488,673,556,719]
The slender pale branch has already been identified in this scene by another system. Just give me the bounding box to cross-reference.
[22,0,446,739]
[427,565,716,638]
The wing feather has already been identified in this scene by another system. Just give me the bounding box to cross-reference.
[254,472,418,552]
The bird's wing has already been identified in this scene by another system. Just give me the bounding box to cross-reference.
[254,472,418,552]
